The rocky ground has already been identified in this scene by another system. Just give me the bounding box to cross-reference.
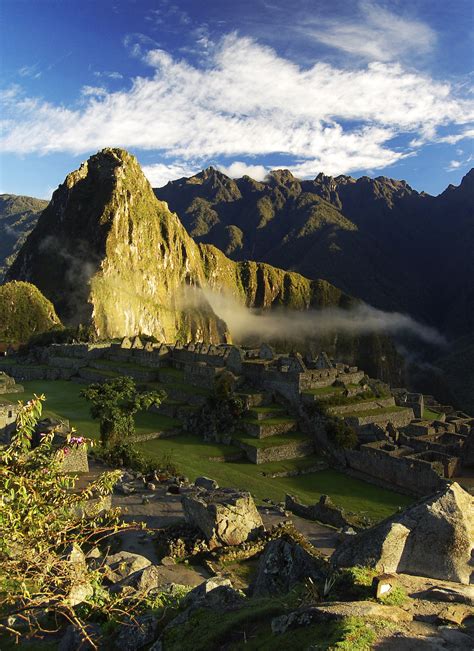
[68,462,474,650]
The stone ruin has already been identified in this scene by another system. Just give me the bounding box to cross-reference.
[1,338,473,497]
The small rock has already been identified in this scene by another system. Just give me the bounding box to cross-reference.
[141,495,150,505]
[115,482,135,496]
[195,476,219,491]
[67,581,94,606]
[160,556,175,566]
[146,482,156,491]
[103,551,152,583]
[437,604,473,626]
[167,484,180,495]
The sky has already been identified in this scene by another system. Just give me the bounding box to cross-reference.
[0,0,473,199]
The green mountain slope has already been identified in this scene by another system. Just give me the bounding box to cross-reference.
[0,194,47,280]
[6,149,357,347]
[0,280,62,343]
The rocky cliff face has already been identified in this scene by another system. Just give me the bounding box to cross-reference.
[0,194,48,281]
[7,149,353,344]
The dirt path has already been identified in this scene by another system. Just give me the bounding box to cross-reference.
[79,460,339,561]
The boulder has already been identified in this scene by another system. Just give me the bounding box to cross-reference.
[114,615,159,651]
[165,577,245,630]
[252,536,326,597]
[332,483,474,584]
[103,551,152,583]
[181,487,263,547]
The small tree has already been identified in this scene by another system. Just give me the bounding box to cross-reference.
[81,377,165,447]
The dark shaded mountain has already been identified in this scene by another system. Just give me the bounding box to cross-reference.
[0,194,47,281]
[156,168,474,340]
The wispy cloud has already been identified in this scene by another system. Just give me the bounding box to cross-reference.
[18,63,42,79]
[1,34,472,178]
[93,70,123,80]
[300,0,436,62]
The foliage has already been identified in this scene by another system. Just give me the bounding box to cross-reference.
[305,401,358,449]
[26,324,93,349]
[0,395,131,645]
[325,417,358,449]
[379,586,408,607]
[93,442,178,477]
[81,376,165,447]
[186,375,244,442]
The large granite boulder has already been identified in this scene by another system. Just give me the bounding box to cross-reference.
[252,536,327,597]
[181,487,263,547]
[332,483,474,584]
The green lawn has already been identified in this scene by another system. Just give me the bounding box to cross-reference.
[2,380,412,522]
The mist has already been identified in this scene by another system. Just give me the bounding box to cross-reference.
[198,289,447,347]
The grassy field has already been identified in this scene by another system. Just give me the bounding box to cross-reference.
[2,380,413,521]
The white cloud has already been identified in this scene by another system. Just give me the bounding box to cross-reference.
[218,161,268,181]
[142,161,199,186]
[301,0,436,62]
[446,154,474,172]
[1,34,473,178]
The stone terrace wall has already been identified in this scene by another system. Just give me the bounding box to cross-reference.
[345,443,447,496]
[235,438,313,464]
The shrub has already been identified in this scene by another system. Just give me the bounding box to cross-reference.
[81,377,165,447]
[0,395,127,643]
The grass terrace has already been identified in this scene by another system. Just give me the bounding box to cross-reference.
[232,431,309,449]
[1,380,413,521]
[342,405,408,419]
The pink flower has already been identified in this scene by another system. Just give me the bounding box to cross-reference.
[70,436,85,445]
[63,447,70,455]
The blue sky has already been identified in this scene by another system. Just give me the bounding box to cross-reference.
[1,0,473,198]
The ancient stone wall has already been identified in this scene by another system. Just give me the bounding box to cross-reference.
[345,443,447,496]
[285,493,355,529]
[235,438,313,464]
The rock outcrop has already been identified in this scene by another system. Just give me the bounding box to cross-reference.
[252,535,326,597]
[7,148,353,343]
[332,483,474,584]
[181,487,263,547]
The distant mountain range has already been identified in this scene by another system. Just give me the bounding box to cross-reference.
[156,167,474,341]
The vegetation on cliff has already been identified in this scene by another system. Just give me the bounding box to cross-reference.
[0,280,62,343]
